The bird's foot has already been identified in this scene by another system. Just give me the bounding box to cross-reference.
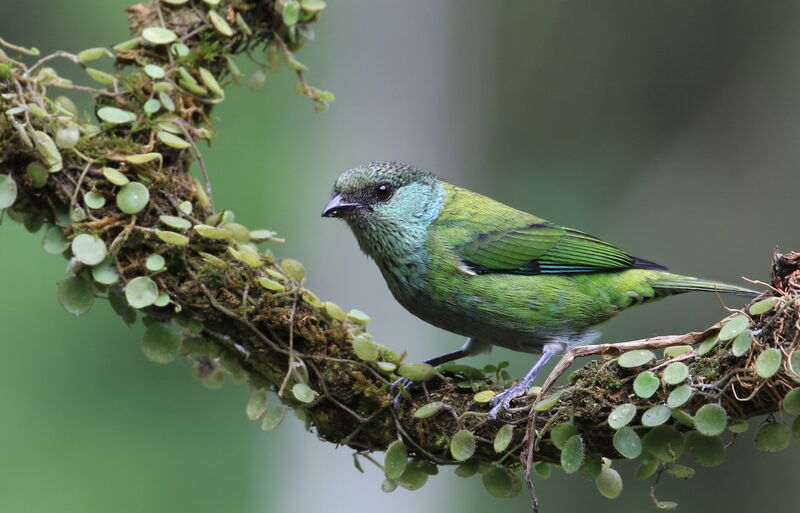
[487,381,531,420]
[390,377,416,409]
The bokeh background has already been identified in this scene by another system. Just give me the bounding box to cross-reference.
[2,1,799,512]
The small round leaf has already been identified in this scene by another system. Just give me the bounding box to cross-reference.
[0,174,18,208]
[718,314,750,341]
[450,430,475,461]
[633,371,659,398]
[141,322,181,364]
[551,423,579,449]
[352,336,379,361]
[667,384,693,408]
[246,389,268,420]
[71,233,107,265]
[685,432,725,467]
[694,404,727,436]
[642,405,672,427]
[613,426,642,459]
[125,276,159,308]
[384,441,407,479]
[292,383,316,403]
[749,297,779,316]
[260,407,287,431]
[97,106,136,124]
[596,467,623,499]
[43,226,69,254]
[782,388,800,416]
[57,276,95,315]
[142,27,177,44]
[560,435,584,474]
[662,362,689,385]
[608,403,637,429]
[398,363,436,381]
[413,402,443,419]
[146,254,165,271]
[754,423,791,452]
[117,182,150,214]
[482,467,522,498]
[618,349,655,368]
[642,425,684,462]
[494,424,514,453]
[755,348,781,378]
[731,330,753,357]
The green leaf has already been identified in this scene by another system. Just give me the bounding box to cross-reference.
[292,383,316,403]
[667,384,693,408]
[618,349,655,368]
[633,371,659,398]
[398,363,436,381]
[782,388,800,416]
[595,467,623,499]
[755,348,781,378]
[474,390,495,403]
[413,401,443,419]
[71,233,107,266]
[613,426,642,459]
[693,404,727,436]
[91,258,119,285]
[635,453,659,480]
[57,276,95,315]
[608,403,637,429]
[642,405,672,427]
[482,467,522,498]
[142,27,177,45]
[642,425,684,462]
[0,174,18,209]
[685,432,725,467]
[33,130,62,171]
[84,191,106,209]
[450,430,476,461]
[533,462,551,479]
[116,182,150,214]
[533,387,570,411]
[381,479,397,493]
[731,330,753,357]
[718,314,750,341]
[260,407,287,431]
[663,345,693,359]
[246,389,268,420]
[157,130,191,149]
[384,441,407,479]
[560,435,584,474]
[494,424,514,453]
[77,47,109,62]
[141,322,181,364]
[661,362,688,385]
[697,335,718,356]
[351,336,379,361]
[551,423,578,450]
[125,276,159,308]
[754,423,791,452]
[791,351,800,381]
[663,463,695,479]
[208,10,233,37]
[97,106,136,124]
[728,419,749,433]
[26,162,48,188]
[670,409,695,427]
[102,167,129,186]
[282,0,300,25]
[42,225,69,254]
[749,296,779,315]
[155,230,189,246]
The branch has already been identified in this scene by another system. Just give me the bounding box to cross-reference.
[1,1,799,507]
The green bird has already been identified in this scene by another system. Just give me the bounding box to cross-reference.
[322,161,756,418]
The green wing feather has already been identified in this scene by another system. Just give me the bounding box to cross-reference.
[456,222,664,275]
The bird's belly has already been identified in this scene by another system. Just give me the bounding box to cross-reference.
[392,270,642,353]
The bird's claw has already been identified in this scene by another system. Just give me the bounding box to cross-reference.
[487,382,530,420]
[391,377,416,409]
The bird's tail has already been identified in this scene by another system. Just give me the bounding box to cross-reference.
[652,274,758,297]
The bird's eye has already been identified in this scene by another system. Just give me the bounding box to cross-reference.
[374,182,394,202]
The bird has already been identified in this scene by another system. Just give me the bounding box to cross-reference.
[321,161,757,419]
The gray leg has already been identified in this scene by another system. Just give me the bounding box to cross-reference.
[487,342,563,420]
[392,338,490,408]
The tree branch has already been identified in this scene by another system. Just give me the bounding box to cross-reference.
[1,0,798,505]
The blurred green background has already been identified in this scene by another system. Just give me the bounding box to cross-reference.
[2,1,799,512]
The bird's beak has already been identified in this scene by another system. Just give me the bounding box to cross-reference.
[321,194,364,218]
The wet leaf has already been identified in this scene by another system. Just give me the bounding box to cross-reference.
[642,405,672,427]
[608,403,637,429]
[718,314,750,341]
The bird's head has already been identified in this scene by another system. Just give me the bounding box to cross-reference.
[322,161,443,257]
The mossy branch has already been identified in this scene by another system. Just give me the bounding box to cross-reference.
[1,1,799,505]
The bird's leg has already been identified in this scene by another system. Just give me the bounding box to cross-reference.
[537,331,711,397]
[392,338,490,408]
[487,342,562,420]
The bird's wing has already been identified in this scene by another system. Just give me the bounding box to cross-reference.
[454,222,666,275]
